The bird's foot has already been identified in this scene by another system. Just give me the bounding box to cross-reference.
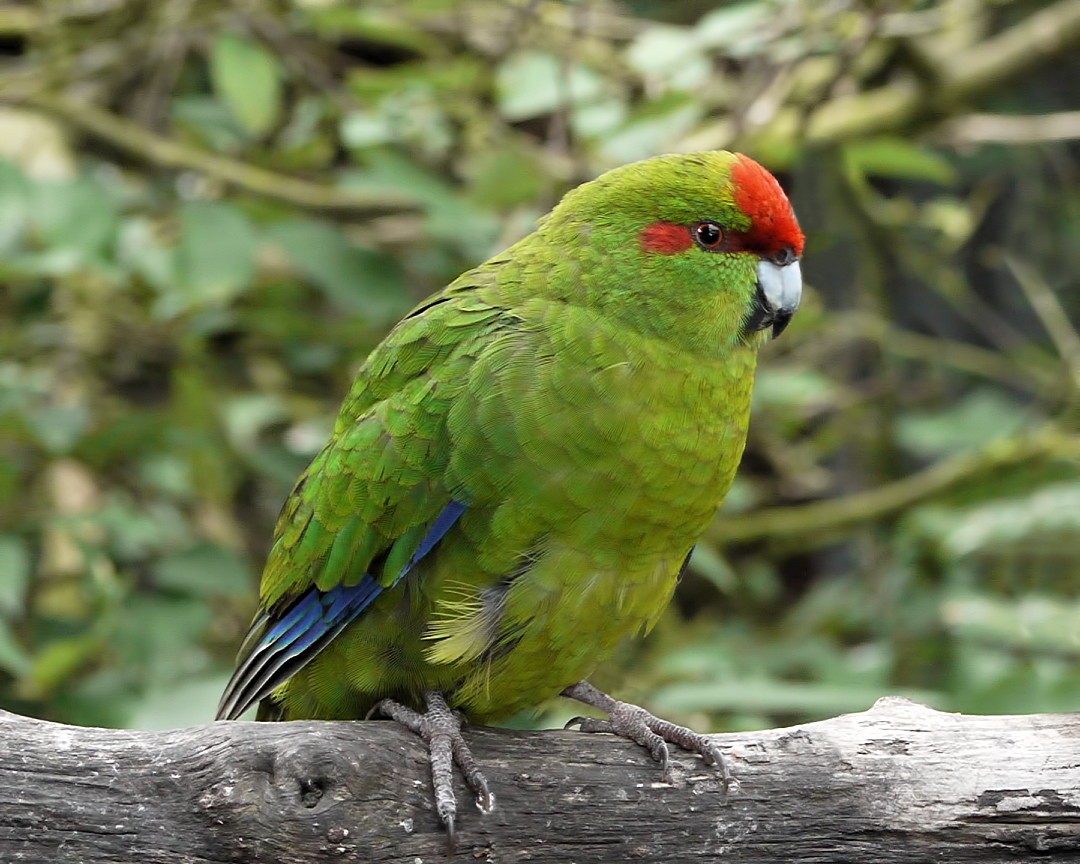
[372,691,494,842]
[562,681,731,787]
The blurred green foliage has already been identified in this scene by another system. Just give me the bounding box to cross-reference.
[0,0,1079,733]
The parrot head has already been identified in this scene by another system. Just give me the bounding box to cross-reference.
[540,151,805,355]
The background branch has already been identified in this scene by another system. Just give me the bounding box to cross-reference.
[709,427,1080,546]
[941,111,1080,144]
[684,0,1080,156]
[19,92,417,216]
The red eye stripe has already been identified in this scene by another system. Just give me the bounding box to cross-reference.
[641,220,754,255]
[640,222,693,254]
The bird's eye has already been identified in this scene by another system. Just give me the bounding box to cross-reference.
[772,247,796,266]
[694,221,724,250]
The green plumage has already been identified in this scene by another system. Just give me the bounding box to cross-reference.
[220,151,797,724]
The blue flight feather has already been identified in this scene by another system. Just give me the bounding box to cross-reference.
[255,500,466,656]
[262,593,323,645]
[216,499,468,721]
[400,499,467,579]
[255,576,382,655]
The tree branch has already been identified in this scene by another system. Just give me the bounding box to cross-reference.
[2,698,1080,861]
[683,0,1080,156]
[935,0,1080,103]
[708,427,1080,546]
[16,92,417,217]
[940,111,1080,145]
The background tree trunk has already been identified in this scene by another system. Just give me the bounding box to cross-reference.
[2,697,1079,863]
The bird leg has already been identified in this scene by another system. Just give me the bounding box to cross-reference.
[372,691,494,841]
[562,681,731,786]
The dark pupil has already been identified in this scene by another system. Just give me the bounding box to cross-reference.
[774,248,794,266]
[697,223,721,246]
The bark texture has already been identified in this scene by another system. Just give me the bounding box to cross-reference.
[2,696,1079,863]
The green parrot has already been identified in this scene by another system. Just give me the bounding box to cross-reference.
[217,150,805,835]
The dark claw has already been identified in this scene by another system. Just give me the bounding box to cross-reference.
[567,716,615,735]
[476,790,494,814]
[443,816,456,854]
[650,740,671,771]
[473,776,494,813]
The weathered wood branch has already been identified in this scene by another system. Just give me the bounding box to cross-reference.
[12,93,417,218]
[3,697,1080,862]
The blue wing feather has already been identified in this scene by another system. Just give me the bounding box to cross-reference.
[215,500,466,720]
[400,499,467,579]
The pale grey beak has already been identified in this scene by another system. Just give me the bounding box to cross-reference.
[751,258,802,338]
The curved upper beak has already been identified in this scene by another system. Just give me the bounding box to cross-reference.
[750,259,802,339]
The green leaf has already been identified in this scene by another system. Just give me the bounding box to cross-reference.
[117,216,178,293]
[222,393,286,453]
[752,368,838,411]
[170,95,248,153]
[111,595,213,680]
[626,26,710,89]
[340,110,395,149]
[688,544,737,593]
[695,3,773,55]
[495,51,603,121]
[342,150,499,258]
[152,543,252,598]
[896,389,1030,458]
[942,482,1080,558]
[942,593,1080,654]
[31,635,103,693]
[571,99,627,139]
[342,88,453,159]
[268,218,410,324]
[468,146,543,208]
[0,535,30,616]
[97,499,192,562]
[210,34,283,137]
[599,97,702,165]
[130,673,236,729]
[628,26,696,75]
[0,160,29,254]
[138,455,193,498]
[26,403,91,454]
[0,618,30,677]
[29,175,118,265]
[167,201,257,313]
[844,138,956,185]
